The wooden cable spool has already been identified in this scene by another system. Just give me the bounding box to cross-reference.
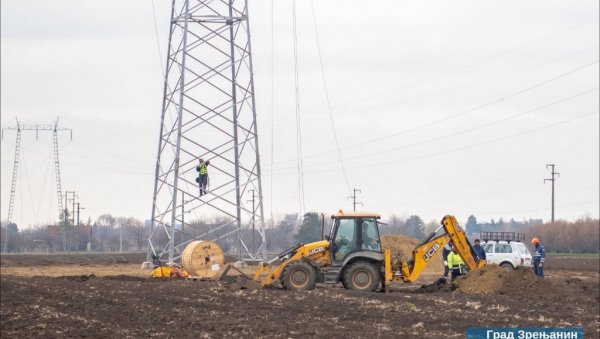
[181,240,225,279]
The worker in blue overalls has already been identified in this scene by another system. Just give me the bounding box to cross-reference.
[442,244,451,278]
[472,239,486,261]
[531,237,545,278]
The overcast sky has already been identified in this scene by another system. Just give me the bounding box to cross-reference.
[1,0,599,229]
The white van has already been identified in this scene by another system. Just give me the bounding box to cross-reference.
[481,240,533,270]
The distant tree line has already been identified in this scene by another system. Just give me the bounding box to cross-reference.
[0,213,145,253]
[526,217,599,253]
[2,213,598,254]
[465,214,599,253]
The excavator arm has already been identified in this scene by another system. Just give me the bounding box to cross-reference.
[385,215,485,283]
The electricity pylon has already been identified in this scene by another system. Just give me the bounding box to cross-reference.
[1,118,72,253]
[148,0,266,265]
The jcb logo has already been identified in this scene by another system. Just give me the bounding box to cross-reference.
[309,247,325,255]
[423,243,441,262]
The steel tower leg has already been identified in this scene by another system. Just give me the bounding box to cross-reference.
[148,0,266,264]
[53,122,67,252]
[4,125,21,253]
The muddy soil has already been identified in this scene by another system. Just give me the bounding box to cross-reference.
[547,255,600,272]
[381,234,444,274]
[1,254,598,338]
[0,253,147,267]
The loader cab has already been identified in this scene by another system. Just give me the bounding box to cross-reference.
[330,211,382,264]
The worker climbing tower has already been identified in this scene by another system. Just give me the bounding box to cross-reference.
[148,0,266,264]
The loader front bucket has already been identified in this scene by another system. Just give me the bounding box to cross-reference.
[215,263,262,291]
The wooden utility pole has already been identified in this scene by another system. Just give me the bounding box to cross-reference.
[76,203,84,253]
[347,188,363,211]
[544,164,560,223]
[65,190,77,252]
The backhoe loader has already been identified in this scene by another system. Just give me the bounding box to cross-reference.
[253,210,485,291]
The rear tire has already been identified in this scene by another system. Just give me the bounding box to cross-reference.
[500,262,514,271]
[343,262,381,292]
[281,261,317,290]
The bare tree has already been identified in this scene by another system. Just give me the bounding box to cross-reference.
[95,214,116,251]
[124,218,145,252]
[526,217,599,253]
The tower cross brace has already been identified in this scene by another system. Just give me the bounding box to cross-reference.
[148,0,266,264]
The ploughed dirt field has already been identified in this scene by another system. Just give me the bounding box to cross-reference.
[1,253,599,338]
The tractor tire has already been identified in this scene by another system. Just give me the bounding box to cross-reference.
[281,260,317,290]
[500,262,514,271]
[343,262,381,292]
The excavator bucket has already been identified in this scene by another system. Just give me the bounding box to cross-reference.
[215,263,262,291]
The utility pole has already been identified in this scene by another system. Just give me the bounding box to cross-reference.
[247,190,256,255]
[65,191,77,252]
[544,164,560,223]
[347,188,363,212]
[76,203,84,253]
[120,222,123,253]
[89,224,93,252]
[72,194,78,226]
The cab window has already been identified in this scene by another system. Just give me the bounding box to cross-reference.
[333,219,357,260]
[360,218,381,252]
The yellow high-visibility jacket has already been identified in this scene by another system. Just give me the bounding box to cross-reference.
[447,252,465,269]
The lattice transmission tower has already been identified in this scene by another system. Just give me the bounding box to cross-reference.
[1,118,72,253]
[148,0,266,265]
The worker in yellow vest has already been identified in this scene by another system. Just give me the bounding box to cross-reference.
[447,245,465,281]
[196,158,210,196]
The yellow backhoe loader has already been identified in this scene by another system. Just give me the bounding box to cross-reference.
[252,210,485,291]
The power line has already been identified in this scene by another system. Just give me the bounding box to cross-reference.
[292,0,305,215]
[312,45,600,121]
[272,44,598,126]
[316,16,599,112]
[19,149,39,225]
[268,110,598,175]
[274,86,599,171]
[370,169,545,200]
[270,0,275,227]
[479,199,598,217]
[270,59,599,166]
[150,0,165,76]
[310,0,351,195]
[343,111,598,172]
